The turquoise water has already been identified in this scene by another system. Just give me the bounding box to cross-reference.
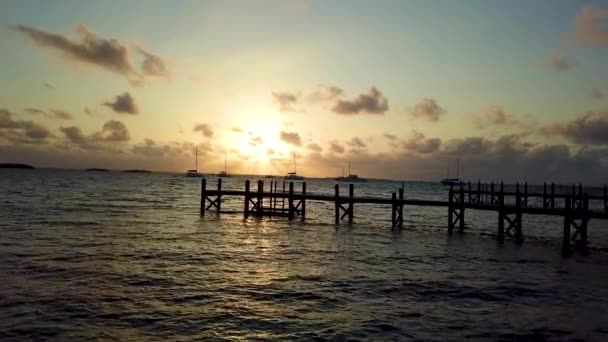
[1,169,607,341]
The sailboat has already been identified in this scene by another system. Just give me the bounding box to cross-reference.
[216,153,231,177]
[336,160,367,182]
[441,159,461,185]
[185,148,203,177]
[284,152,304,180]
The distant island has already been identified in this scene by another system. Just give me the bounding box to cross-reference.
[124,169,152,173]
[0,163,36,169]
[84,168,110,172]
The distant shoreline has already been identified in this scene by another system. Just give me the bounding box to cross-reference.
[0,163,35,169]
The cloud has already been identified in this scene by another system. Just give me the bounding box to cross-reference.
[0,109,54,144]
[307,85,343,103]
[194,123,214,138]
[279,131,301,146]
[403,131,441,154]
[43,82,54,90]
[406,97,445,122]
[130,138,184,157]
[103,92,139,114]
[383,133,398,141]
[60,119,130,150]
[249,136,263,146]
[14,25,169,85]
[544,52,576,71]
[473,106,527,129]
[329,141,345,153]
[137,47,170,79]
[347,137,367,149]
[570,5,608,46]
[331,87,388,115]
[231,127,243,133]
[540,111,608,145]
[14,24,136,77]
[272,92,299,113]
[50,109,73,120]
[590,88,605,100]
[307,142,323,152]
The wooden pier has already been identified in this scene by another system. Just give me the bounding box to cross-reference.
[200,179,608,256]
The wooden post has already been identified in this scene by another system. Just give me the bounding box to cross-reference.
[551,182,555,209]
[391,192,397,229]
[270,180,274,211]
[477,180,481,204]
[604,184,607,214]
[301,182,306,221]
[459,182,465,233]
[244,180,250,218]
[216,178,222,213]
[497,181,505,243]
[523,182,528,208]
[257,180,263,215]
[398,187,404,229]
[515,182,523,244]
[200,178,206,216]
[334,184,340,225]
[543,182,547,208]
[282,181,286,211]
[448,184,454,235]
[562,195,572,257]
[348,183,354,224]
[490,182,495,204]
[468,181,472,203]
[578,193,589,254]
[288,182,294,220]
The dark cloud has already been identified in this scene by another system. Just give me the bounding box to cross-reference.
[307,142,323,152]
[25,108,47,116]
[15,25,136,77]
[130,138,184,157]
[0,109,53,144]
[406,98,445,122]
[307,85,343,103]
[347,137,367,149]
[590,88,605,100]
[194,123,214,138]
[331,87,388,115]
[272,92,299,113]
[137,47,170,79]
[279,131,301,146]
[231,127,243,133]
[60,120,130,150]
[545,53,576,71]
[540,111,608,145]
[103,92,139,115]
[473,106,526,129]
[50,109,73,120]
[403,131,441,154]
[266,149,275,156]
[43,82,54,90]
[329,141,345,154]
[249,136,263,146]
[383,133,398,141]
[570,5,608,46]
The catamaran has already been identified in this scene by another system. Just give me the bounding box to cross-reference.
[185,148,203,177]
[336,160,367,182]
[284,152,304,180]
[216,153,231,177]
[441,159,461,185]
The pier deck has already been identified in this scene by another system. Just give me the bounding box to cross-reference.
[200,179,608,256]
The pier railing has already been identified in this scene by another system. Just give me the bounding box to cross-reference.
[200,179,608,256]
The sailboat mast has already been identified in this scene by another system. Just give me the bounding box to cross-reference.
[293,152,297,174]
[348,160,351,176]
[456,159,460,179]
[195,148,198,171]
[224,152,227,173]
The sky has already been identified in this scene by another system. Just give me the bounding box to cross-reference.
[1,0,608,183]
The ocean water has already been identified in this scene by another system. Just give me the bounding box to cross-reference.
[1,168,608,341]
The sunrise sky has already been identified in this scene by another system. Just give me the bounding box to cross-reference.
[1,0,608,183]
